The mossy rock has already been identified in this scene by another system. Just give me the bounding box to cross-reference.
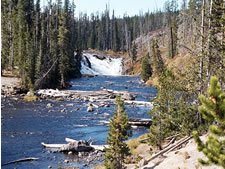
[56,97,64,101]
[24,95,39,101]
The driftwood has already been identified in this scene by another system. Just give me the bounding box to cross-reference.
[124,100,153,106]
[165,134,180,140]
[103,118,152,128]
[2,157,39,166]
[65,138,109,151]
[34,58,58,89]
[146,136,192,163]
[163,137,176,149]
[166,136,193,153]
[129,118,152,127]
[41,138,108,152]
[2,131,42,135]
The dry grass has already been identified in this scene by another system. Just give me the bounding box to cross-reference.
[93,165,105,169]
[55,97,64,101]
[24,95,39,101]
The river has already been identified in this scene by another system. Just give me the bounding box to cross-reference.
[1,54,157,169]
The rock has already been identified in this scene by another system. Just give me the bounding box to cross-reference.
[68,151,73,155]
[64,160,69,164]
[109,94,116,99]
[48,166,52,169]
[93,54,106,60]
[61,108,66,113]
[56,97,64,101]
[122,93,135,100]
[138,158,148,167]
[104,104,110,107]
[66,103,74,106]
[47,103,53,108]
[87,106,94,112]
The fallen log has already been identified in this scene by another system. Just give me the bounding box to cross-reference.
[146,136,192,163]
[166,136,192,153]
[163,137,176,149]
[66,138,109,151]
[104,118,152,127]
[125,100,153,106]
[41,138,108,152]
[165,134,180,140]
[41,143,66,148]
[2,157,39,166]
[129,118,152,127]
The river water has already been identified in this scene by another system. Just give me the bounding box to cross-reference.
[1,75,157,169]
[2,54,157,169]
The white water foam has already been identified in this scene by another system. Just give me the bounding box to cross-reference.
[80,53,123,76]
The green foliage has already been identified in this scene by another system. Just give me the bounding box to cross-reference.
[193,76,225,168]
[104,96,132,169]
[141,53,152,82]
[151,39,165,76]
[131,42,137,62]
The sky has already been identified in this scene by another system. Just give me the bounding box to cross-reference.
[74,0,179,17]
[41,0,182,18]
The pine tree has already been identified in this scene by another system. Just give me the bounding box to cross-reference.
[58,0,70,88]
[193,76,225,168]
[141,53,152,82]
[151,39,165,76]
[131,42,137,62]
[104,96,132,169]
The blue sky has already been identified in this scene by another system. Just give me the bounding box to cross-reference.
[74,0,181,17]
[41,0,182,17]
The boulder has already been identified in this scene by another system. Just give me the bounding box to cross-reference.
[122,93,136,100]
[93,54,106,60]
[87,104,94,112]
[138,158,148,167]
[47,103,53,108]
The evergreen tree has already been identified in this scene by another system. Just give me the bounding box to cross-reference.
[148,70,178,150]
[58,0,70,88]
[141,53,152,82]
[151,39,165,76]
[193,76,225,168]
[131,42,137,62]
[104,96,132,169]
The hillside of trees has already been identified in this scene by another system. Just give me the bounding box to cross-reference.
[1,0,176,90]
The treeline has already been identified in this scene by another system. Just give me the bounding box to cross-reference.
[1,0,171,89]
[1,0,80,89]
[76,7,165,53]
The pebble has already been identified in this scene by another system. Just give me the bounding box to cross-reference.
[64,160,69,164]
[47,103,53,108]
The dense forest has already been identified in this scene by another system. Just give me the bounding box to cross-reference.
[1,0,179,89]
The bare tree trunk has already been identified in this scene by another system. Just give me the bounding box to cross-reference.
[170,27,174,58]
[206,0,213,87]
[200,0,205,95]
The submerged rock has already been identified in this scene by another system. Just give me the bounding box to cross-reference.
[87,104,94,112]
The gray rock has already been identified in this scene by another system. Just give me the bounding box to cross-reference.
[47,103,53,108]
[64,160,69,164]
[87,106,94,112]
[122,93,135,100]
[138,158,148,167]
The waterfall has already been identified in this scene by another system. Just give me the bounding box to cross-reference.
[80,53,123,76]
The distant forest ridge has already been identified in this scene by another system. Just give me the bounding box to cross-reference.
[1,0,184,89]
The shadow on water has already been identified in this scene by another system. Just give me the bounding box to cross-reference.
[1,75,157,169]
